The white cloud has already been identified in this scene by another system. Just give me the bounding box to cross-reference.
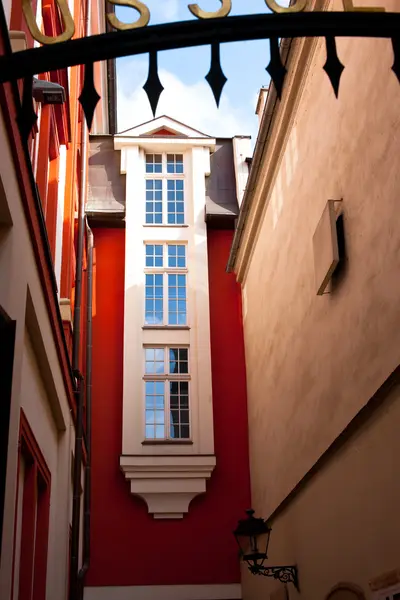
[156,0,179,21]
[117,59,256,140]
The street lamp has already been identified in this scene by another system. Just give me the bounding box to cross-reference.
[233,509,299,592]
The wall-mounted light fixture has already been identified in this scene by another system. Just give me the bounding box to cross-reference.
[233,509,299,591]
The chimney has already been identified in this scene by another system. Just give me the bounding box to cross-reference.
[255,87,269,126]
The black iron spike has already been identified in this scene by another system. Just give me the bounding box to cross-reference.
[143,51,164,117]
[266,37,287,100]
[392,37,400,84]
[205,43,227,108]
[323,36,345,98]
[79,62,101,131]
[17,76,38,142]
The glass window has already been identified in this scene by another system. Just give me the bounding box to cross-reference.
[169,348,189,375]
[145,348,165,374]
[145,380,165,439]
[167,154,184,174]
[168,245,186,269]
[145,180,163,224]
[168,274,187,325]
[146,154,162,174]
[145,273,163,325]
[170,381,190,439]
[144,348,190,441]
[145,244,163,268]
[167,180,185,225]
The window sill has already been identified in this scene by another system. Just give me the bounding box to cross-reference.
[142,326,190,331]
[143,224,189,228]
[142,440,193,446]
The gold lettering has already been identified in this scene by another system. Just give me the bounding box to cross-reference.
[188,0,232,19]
[342,0,385,11]
[22,0,74,45]
[107,0,150,30]
[265,0,307,13]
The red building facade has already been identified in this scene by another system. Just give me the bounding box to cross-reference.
[86,119,252,599]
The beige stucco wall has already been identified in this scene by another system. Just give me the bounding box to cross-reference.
[0,105,76,600]
[241,378,400,600]
[237,1,400,598]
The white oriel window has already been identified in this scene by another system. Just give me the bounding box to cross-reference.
[145,153,185,225]
[144,244,187,326]
[144,347,190,440]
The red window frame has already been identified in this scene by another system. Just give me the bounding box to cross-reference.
[15,411,51,600]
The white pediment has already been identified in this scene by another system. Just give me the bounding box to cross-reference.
[116,115,211,139]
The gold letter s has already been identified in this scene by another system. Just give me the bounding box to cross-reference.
[188,0,232,19]
[22,0,74,45]
[342,0,384,11]
[107,0,150,30]
[265,0,306,12]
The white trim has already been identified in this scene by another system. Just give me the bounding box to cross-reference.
[117,115,212,139]
[84,584,241,600]
[120,455,216,519]
[116,137,216,153]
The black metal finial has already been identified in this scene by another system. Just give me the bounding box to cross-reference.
[18,76,38,142]
[323,37,345,97]
[206,42,227,108]
[79,63,100,131]
[392,37,400,84]
[266,37,287,100]
[143,51,164,117]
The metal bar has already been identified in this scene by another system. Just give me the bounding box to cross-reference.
[0,12,399,83]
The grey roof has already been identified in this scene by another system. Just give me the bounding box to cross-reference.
[205,139,239,219]
[87,136,126,216]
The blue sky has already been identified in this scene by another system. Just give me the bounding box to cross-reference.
[116,1,289,144]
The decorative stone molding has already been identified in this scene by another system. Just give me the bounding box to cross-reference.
[120,455,216,519]
[326,583,366,600]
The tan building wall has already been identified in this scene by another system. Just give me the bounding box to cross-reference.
[233,1,400,598]
[0,99,77,600]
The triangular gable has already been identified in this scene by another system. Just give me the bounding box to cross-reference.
[148,127,180,137]
[116,115,211,139]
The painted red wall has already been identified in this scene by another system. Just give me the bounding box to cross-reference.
[88,227,250,587]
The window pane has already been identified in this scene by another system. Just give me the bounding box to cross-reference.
[167,180,185,225]
[145,274,163,324]
[166,154,184,174]
[169,348,189,374]
[145,180,163,224]
[145,244,163,268]
[145,382,165,439]
[144,347,165,374]
[146,154,162,174]
[168,274,186,325]
[168,245,186,268]
[146,425,155,438]
[168,381,190,439]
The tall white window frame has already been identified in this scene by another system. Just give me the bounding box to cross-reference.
[144,346,191,441]
[144,153,185,225]
[144,243,188,327]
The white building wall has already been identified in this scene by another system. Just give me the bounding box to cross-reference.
[116,126,217,518]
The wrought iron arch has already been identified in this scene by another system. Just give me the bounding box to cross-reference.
[0,6,399,136]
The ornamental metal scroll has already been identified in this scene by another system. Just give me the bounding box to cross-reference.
[1,1,399,138]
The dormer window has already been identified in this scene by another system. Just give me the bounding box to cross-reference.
[144,153,185,226]
[145,154,162,173]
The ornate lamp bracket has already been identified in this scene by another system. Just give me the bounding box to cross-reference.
[249,564,300,592]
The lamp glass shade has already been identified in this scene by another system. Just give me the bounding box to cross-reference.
[233,509,271,568]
